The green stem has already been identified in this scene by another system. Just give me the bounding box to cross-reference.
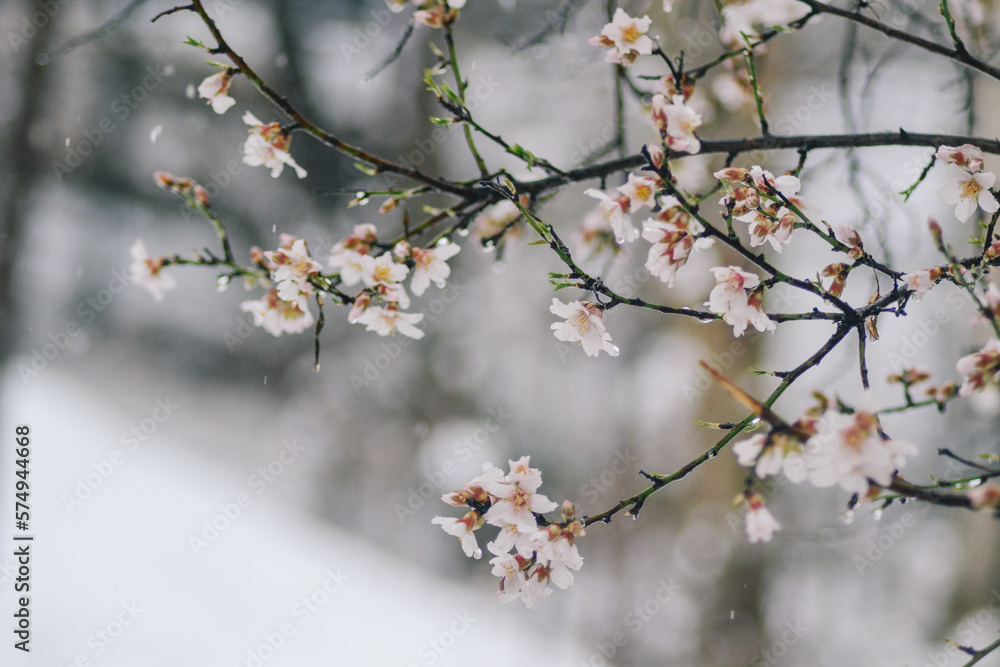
[960,635,1000,667]
[585,323,854,526]
[445,25,489,178]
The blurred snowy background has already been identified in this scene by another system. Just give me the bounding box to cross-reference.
[1,0,1000,665]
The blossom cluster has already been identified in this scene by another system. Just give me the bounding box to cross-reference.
[329,224,460,339]
[643,196,714,287]
[575,164,821,349]
[240,235,321,336]
[731,393,917,543]
[584,174,713,287]
[715,166,818,253]
[651,94,703,155]
[128,210,462,342]
[242,112,307,179]
[236,226,462,339]
[890,144,1000,302]
[433,457,585,608]
[706,266,775,336]
[586,12,704,151]
[936,144,999,223]
[194,69,308,180]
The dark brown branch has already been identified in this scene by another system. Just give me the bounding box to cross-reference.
[185,0,475,198]
[885,476,973,508]
[799,0,1000,82]
[518,131,1000,195]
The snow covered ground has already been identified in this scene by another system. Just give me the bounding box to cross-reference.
[0,366,595,667]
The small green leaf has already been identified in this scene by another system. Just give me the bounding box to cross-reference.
[510,144,537,168]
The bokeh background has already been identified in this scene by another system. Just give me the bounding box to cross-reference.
[2,0,1000,665]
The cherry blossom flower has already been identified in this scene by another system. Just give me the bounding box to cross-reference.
[197,71,236,114]
[651,94,702,154]
[584,188,637,243]
[900,267,943,300]
[744,493,781,543]
[328,225,378,286]
[353,304,425,339]
[733,433,807,482]
[806,393,917,495]
[410,242,461,296]
[936,144,985,173]
[706,266,775,337]
[587,9,653,65]
[347,292,372,324]
[240,288,314,336]
[749,165,801,198]
[549,299,620,357]
[483,456,558,531]
[129,240,177,301]
[957,339,1000,396]
[642,196,713,287]
[489,549,551,608]
[265,238,322,300]
[442,462,506,508]
[242,111,307,179]
[432,511,484,559]
[748,166,821,221]
[491,523,543,559]
[361,252,408,286]
[331,224,378,255]
[360,252,411,307]
[617,174,660,212]
[328,249,368,287]
[832,224,864,259]
[738,206,796,252]
[938,164,998,222]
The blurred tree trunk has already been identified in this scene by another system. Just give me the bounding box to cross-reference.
[0,1,54,367]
